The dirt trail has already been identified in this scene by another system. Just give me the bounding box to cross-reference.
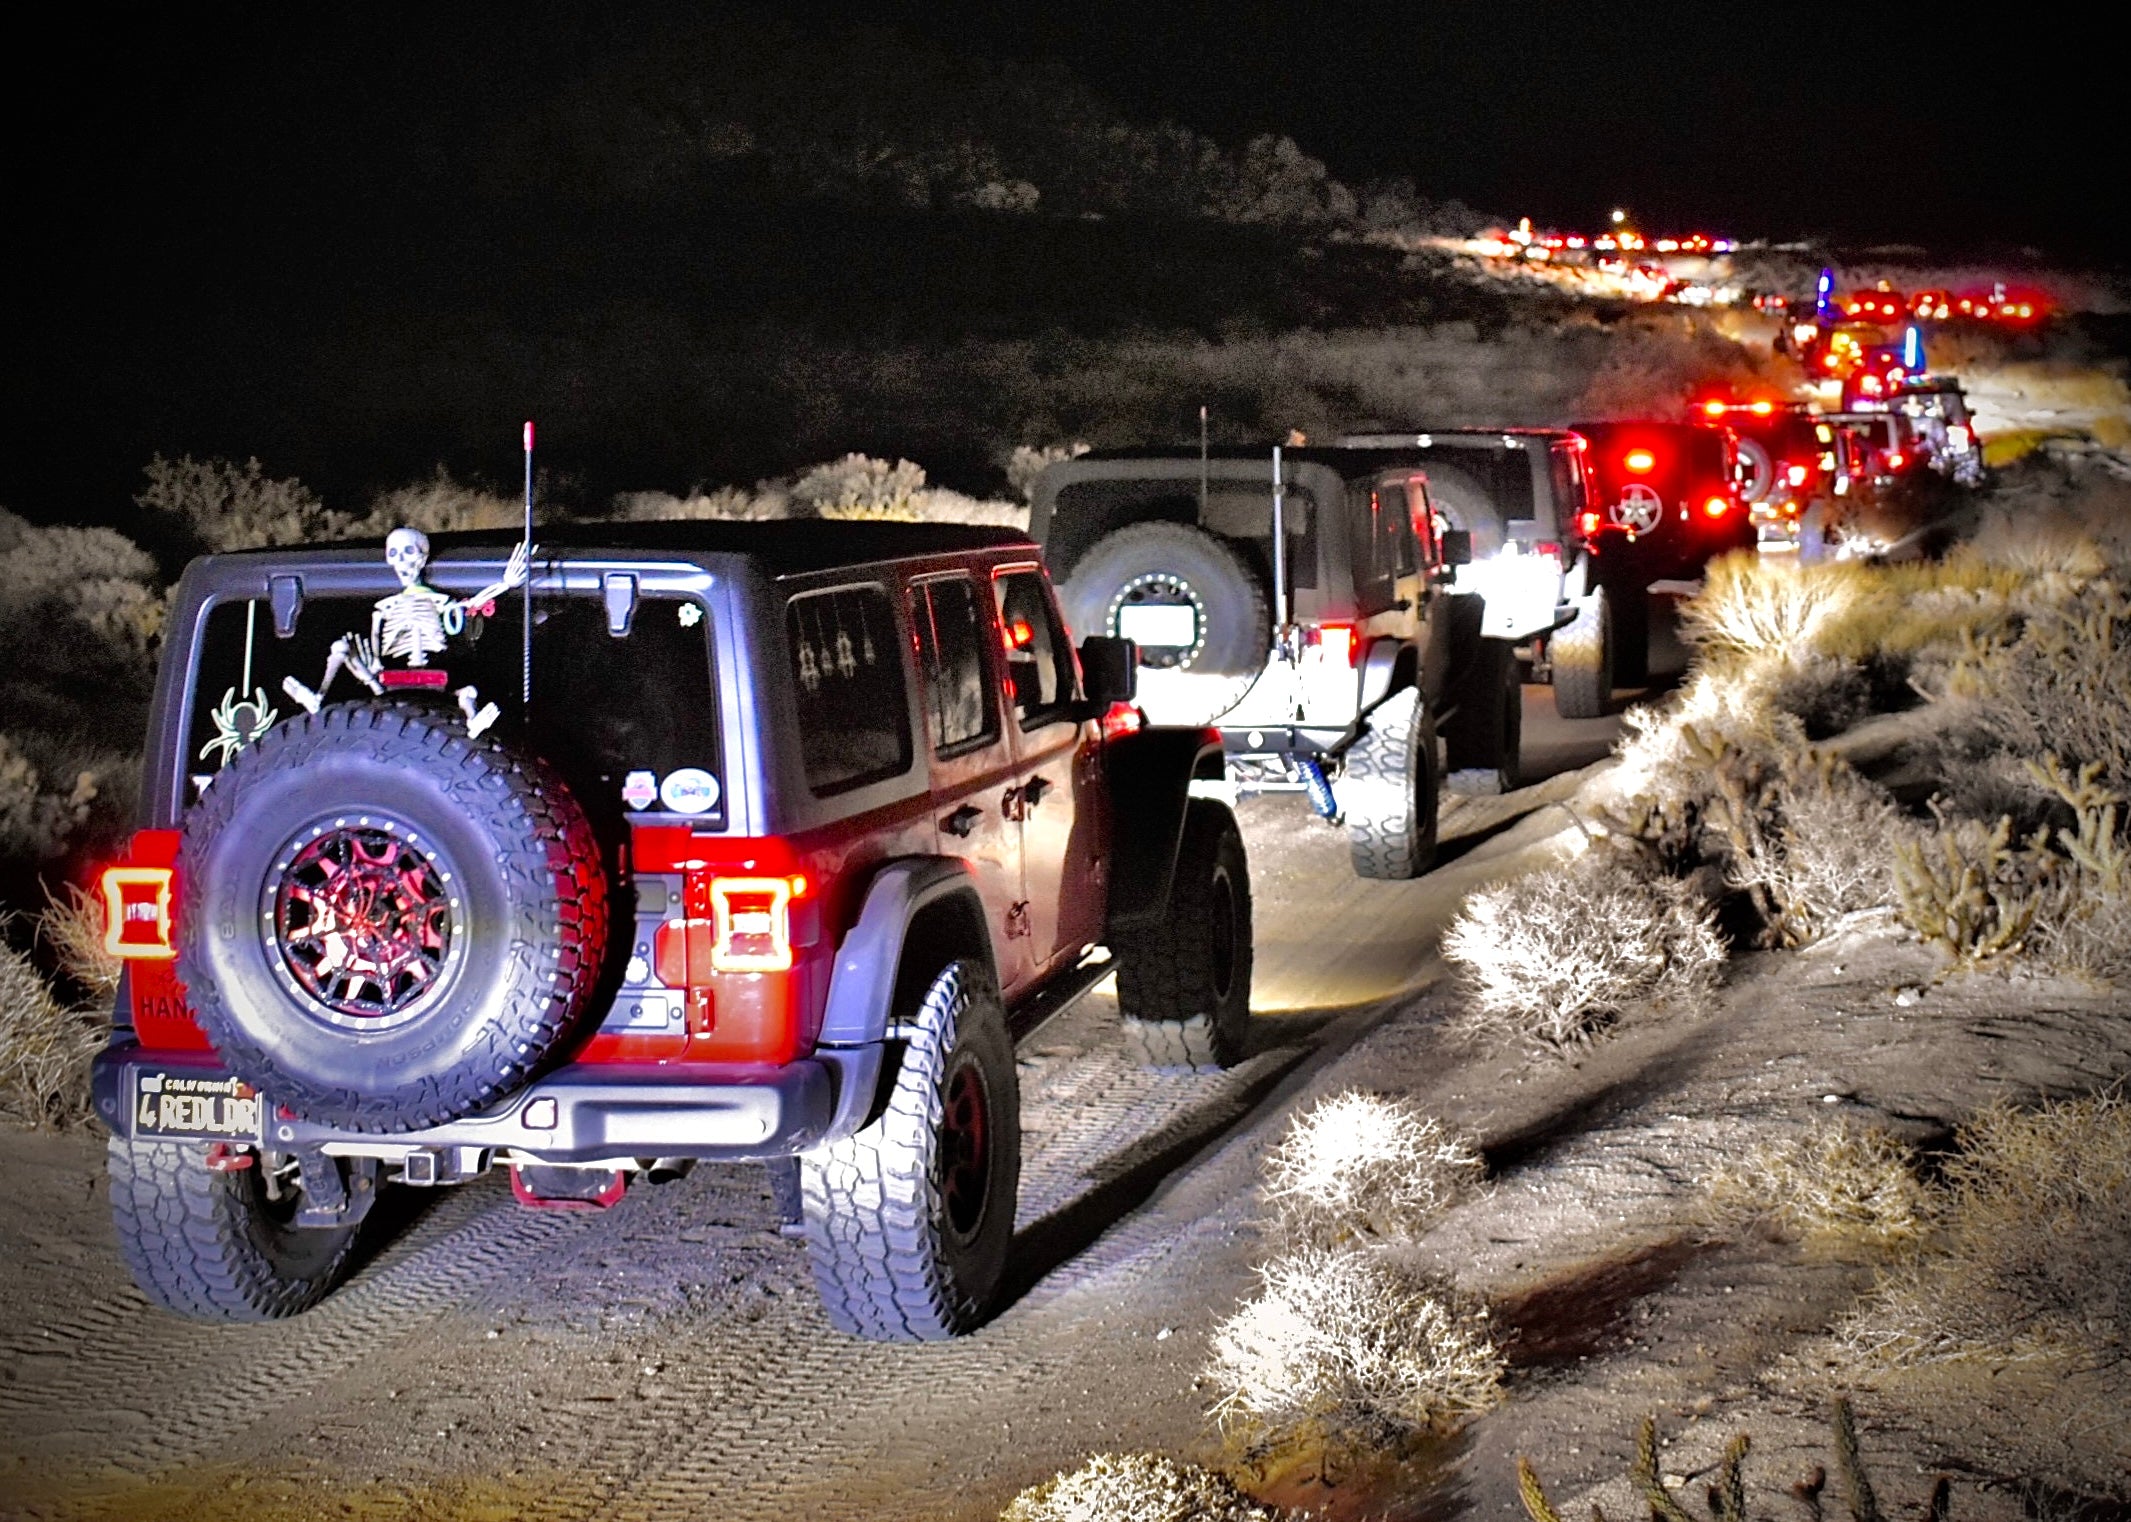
[9,684,2119,1522]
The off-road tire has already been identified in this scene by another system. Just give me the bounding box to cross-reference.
[1340,686,1439,879]
[1115,799,1254,1071]
[1609,582,1651,687]
[178,702,608,1133]
[800,960,1020,1341]
[1443,637,1522,795]
[108,1137,359,1321]
[1551,591,1614,719]
[1057,523,1269,724]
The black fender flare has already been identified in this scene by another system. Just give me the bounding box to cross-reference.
[1103,724,1226,936]
[813,858,997,1145]
[817,858,996,1048]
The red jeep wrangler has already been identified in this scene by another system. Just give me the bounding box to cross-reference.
[91,520,1251,1341]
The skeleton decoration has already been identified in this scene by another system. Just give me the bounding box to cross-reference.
[282,529,531,738]
[200,686,279,768]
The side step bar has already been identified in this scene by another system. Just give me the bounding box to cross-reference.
[1007,949,1117,1044]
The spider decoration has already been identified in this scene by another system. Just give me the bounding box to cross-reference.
[199,685,280,768]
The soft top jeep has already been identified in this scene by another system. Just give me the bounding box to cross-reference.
[1031,445,1528,882]
[93,519,1252,1341]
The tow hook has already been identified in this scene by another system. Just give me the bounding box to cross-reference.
[202,1143,254,1173]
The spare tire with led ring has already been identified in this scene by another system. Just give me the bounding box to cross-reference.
[1056,523,1269,725]
[176,702,608,1134]
[1735,437,1775,505]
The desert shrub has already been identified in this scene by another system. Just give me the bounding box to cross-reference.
[0,513,167,747]
[1944,581,2131,791]
[136,453,346,551]
[792,454,929,519]
[1005,442,1090,502]
[345,466,523,537]
[1260,1093,1484,1250]
[1678,552,1858,666]
[1766,654,1875,739]
[1704,1125,1926,1245]
[0,735,98,862]
[1206,1245,1502,1449]
[1839,1095,2131,1368]
[610,484,795,522]
[39,880,118,1001]
[0,935,103,1128]
[1444,843,1724,1051]
[999,1453,1285,1522]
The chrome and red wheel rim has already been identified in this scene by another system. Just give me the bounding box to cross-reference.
[270,823,454,1024]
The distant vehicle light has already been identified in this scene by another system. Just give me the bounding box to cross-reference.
[1785,464,1810,486]
[1751,400,1775,415]
[1580,510,1602,535]
[1623,449,1657,473]
[1702,496,1730,518]
[1885,451,1906,469]
[1704,400,1728,417]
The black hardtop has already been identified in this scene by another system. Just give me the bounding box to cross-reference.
[192,519,1036,583]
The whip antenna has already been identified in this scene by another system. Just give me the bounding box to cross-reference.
[522,419,535,704]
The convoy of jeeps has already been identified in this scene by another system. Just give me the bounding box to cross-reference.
[88,301,1990,1338]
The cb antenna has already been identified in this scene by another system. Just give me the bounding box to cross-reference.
[522,420,535,704]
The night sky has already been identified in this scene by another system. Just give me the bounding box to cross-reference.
[3,2,2117,524]
[24,0,2117,251]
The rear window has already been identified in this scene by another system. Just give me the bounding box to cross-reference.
[187,589,722,821]
[786,584,912,796]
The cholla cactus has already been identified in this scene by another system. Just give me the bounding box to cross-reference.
[0,937,103,1127]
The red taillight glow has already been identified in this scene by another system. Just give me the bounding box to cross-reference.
[708,877,796,972]
[1004,616,1035,650]
[1623,449,1656,473]
[1885,451,1906,469]
[1785,464,1810,486]
[101,867,175,961]
[1580,510,1601,535]
[1315,622,1357,666]
[1751,400,1775,416]
[1702,496,1729,518]
[1703,400,1726,417]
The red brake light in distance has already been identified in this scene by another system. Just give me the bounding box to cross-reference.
[101,866,175,961]
[1885,452,1906,470]
[1702,400,1727,417]
[1580,510,1601,535]
[1702,496,1729,518]
[1623,449,1656,473]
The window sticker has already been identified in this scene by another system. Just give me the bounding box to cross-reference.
[659,768,721,814]
[621,771,659,811]
[200,685,279,769]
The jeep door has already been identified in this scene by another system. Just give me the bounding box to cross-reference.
[1374,474,1449,702]
[992,565,1106,974]
[910,572,1035,997]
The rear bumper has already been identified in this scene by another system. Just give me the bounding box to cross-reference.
[92,1040,883,1165]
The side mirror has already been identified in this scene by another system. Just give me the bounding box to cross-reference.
[1439,528,1473,567]
[1078,635,1138,707]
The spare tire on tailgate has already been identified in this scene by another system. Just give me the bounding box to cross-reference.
[1057,522,1269,725]
[177,702,609,1133]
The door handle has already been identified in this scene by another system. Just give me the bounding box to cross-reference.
[1021,775,1053,808]
[942,804,983,838]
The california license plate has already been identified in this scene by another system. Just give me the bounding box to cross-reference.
[130,1069,265,1141]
